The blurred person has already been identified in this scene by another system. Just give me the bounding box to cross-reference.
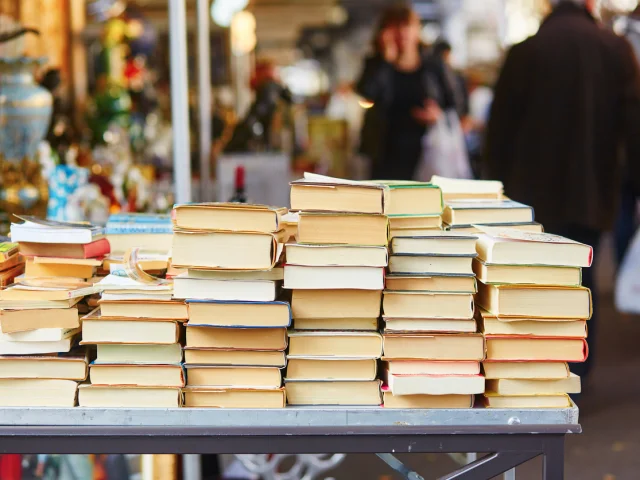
[615,6,640,266]
[356,3,443,180]
[484,0,640,383]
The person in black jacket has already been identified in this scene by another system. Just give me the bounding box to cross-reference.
[356,4,442,180]
[484,0,640,383]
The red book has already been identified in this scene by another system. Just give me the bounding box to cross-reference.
[19,238,111,259]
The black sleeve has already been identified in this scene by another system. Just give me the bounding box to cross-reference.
[482,43,527,182]
[355,55,395,106]
[619,38,640,195]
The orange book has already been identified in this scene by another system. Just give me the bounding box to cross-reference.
[485,335,588,362]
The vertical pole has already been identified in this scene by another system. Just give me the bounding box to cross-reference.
[169,0,192,204]
[197,0,212,201]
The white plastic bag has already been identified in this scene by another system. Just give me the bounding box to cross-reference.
[615,228,640,313]
[415,109,473,181]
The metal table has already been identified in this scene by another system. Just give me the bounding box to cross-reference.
[0,405,579,479]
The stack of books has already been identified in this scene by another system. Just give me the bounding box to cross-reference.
[0,218,103,406]
[284,173,389,406]
[13,216,108,281]
[0,242,24,287]
[475,226,592,408]
[172,203,289,408]
[430,176,542,234]
[382,232,484,409]
[104,213,173,271]
[373,181,444,236]
[78,273,186,408]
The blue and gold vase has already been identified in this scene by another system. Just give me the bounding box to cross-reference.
[0,57,52,222]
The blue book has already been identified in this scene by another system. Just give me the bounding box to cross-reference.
[186,300,292,328]
[106,213,173,234]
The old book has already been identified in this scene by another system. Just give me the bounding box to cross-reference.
[98,300,189,319]
[286,358,377,381]
[388,215,443,230]
[107,234,173,254]
[384,360,480,376]
[284,265,384,290]
[78,385,182,407]
[186,268,284,281]
[0,378,78,407]
[297,213,389,246]
[486,374,580,395]
[479,310,586,338]
[485,336,588,362]
[383,317,477,333]
[291,289,382,319]
[0,252,23,272]
[96,344,183,364]
[383,291,474,319]
[0,284,97,301]
[25,258,99,280]
[390,227,442,237]
[442,200,533,226]
[475,227,593,267]
[11,217,103,244]
[106,213,172,235]
[391,234,477,255]
[0,337,76,355]
[185,366,281,388]
[293,317,378,331]
[482,362,570,380]
[483,393,571,408]
[81,320,180,345]
[290,174,388,214]
[473,259,582,286]
[89,363,185,387]
[285,244,388,267]
[383,334,485,360]
[430,176,503,201]
[385,274,477,293]
[186,326,287,350]
[183,349,285,367]
[0,327,79,343]
[447,222,543,234]
[285,380,382,406]
[388,254,475,275]
[0,264,25,288]
[288,331,382,358]
[103,254,170,273]
[172,230,286,270]
[0,308,79,334]
[0,352,88,380]
[0,242,19,262]
[173,203,287,233]
[383,390,474,408]
[173,275,280,302]
[187,300,291,328]
[373,181,443,215]
[476,283,592,319]
[183,387,285,408]
[19,238,110,259]
[384,371,485,396]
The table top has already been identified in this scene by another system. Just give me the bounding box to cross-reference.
[0,404,579,428]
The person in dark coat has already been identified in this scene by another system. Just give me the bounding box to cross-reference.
[356,4,443,180]
[483,0,640,383]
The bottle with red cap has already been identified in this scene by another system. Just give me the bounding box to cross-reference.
[228,165,248,203]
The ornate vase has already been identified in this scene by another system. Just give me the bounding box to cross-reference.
[0,57,52,224]
[0,57,52,163]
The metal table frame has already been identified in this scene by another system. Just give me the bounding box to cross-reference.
[0,407,579,480]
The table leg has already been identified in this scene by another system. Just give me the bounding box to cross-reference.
[542,436,565,480]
